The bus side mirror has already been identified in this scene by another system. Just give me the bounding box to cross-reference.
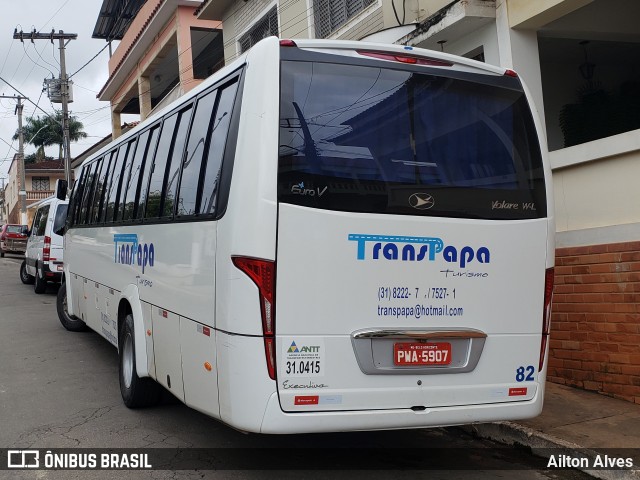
[56,179,68,201]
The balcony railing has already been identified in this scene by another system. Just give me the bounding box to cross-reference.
[26,190,54,201]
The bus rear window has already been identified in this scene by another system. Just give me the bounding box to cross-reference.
[278,60,546,219]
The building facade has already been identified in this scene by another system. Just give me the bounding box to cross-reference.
[95,0,224,139]
[197,0,640,403]
[4,155,65,226]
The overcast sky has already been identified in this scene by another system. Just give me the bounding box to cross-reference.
[0,0,119,179]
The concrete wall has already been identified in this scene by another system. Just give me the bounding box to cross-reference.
[506,0,593,29]
[433,22,500,65]
[554,155,640,234]
[382,0,454,26]
[551,129,640,233]
[280,0,311,39]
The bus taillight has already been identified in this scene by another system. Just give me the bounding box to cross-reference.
[539,268,554,372]
[43,236,52,262]
[357,50,452,67]
[232,256,276,379]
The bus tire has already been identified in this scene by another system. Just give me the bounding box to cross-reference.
[57,282,88,332]
[119,313,161,408]
[34,264,46,294]
[20,260,34,284]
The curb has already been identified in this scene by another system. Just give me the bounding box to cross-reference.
[460,422,639,480]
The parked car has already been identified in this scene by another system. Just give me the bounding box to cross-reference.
[20,195,68,293]
[0,223,29,257]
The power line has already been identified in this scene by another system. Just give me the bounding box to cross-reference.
[31,35,61,73]
[21,42,56,77]
[38,0,72,33]
[0,41,14,77]
[0,76,58,123]
[69,42,110,80]
[13,29,77,188]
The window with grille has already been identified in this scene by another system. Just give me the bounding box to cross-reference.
[313,0,375,39]
[239,7,279,53]
[32,176,50,191]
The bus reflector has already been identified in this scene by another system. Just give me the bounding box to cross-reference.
[264,337,276,380]
[279,39,297,47]
[509,387,527,396]
[357,50,452,67]
[504,69,518,77]
[539,268,555,372]
[232,256,277,380]
[295,395,319,405]
[43,236,51,261]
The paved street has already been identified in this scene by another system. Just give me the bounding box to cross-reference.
[0,254,593,479]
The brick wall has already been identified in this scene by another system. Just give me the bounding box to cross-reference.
[549,241,640,404]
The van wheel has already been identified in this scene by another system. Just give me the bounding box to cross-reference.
[119,313,162,408]
[20,260,34,284]
[34,264,46,294]
[57,283,87,332]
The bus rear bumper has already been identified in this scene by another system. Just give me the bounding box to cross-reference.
[259,390,543,434]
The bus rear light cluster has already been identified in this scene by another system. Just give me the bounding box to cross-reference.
[232,256,277,380]
[357,50,453,67]
[539,268,555,372]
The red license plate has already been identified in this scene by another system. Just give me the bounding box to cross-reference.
[393,342,452,366]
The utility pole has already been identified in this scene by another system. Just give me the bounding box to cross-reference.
[13,29,77,189]
[58,32,72,188]
[0,176,5,223]
[0,95,27,224]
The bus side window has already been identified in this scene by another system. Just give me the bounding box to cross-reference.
[146,113,179,219]
[135,126,160,220]
[162,105,193,218]
[98,150,119,223]
[80,159,102,225]
[92,151,114,224]
[70,165,88,227]
[122,127,155,221]
[103,143,131,223]
[199,81,238,215]
[86,157,104,225]
[115,138,139,222]
[176,89,218,217]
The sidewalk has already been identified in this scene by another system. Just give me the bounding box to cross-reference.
[464,382,640,479]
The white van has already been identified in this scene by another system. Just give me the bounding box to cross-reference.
[21,195,69,294]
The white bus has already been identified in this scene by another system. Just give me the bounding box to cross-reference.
[59,37,554,434]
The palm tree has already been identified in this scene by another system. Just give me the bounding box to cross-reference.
[14,111,87,160]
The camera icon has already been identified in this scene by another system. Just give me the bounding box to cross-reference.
[7,450,40,468]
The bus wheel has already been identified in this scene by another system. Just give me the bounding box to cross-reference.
[20,260,34,284]
[119,313,162,408]
[57,282,87,332]
[34,265,46,294]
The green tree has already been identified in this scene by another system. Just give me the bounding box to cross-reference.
[14,111,87,160]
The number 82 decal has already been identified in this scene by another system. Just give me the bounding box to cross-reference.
[516,365,535,382]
